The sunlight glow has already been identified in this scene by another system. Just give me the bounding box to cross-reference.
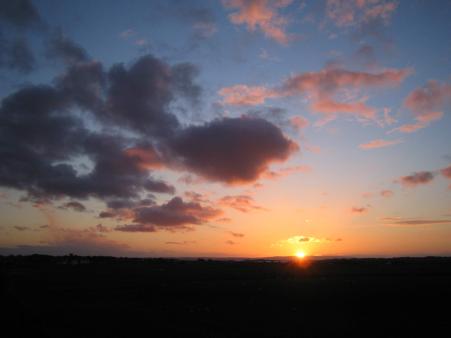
[295,251,306,259]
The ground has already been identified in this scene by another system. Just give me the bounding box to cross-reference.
[1,256,450,337]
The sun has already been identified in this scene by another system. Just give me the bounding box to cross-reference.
[295,251,306,259]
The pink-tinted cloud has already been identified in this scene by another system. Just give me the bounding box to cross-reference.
[219,67,410,124]
[219,195,265,213]
[289,115,309,131]
[380,190,394,198]
[359,138,402,150]
[263,165,311,180]
[311,99,376,119]
[282,67,410,96]
[326,0,397,27]
[305,144,321,154]
[394,80,451,133]
[222,0,293,44]
[283,67,410,121]
[218,85,278,106]
[398,171,435,188]
[404,80,451,117]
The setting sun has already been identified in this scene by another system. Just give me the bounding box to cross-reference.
[295,251,306,259]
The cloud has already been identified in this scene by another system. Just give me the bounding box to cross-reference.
[115,224,156,232]
[106,55,185,137]
[60,201,87,212]
[382,217,451,226]
[351,206,368,213]
[0,53,204,204]
[263,165,311,180]
[119,29,135,39]
[165,241,197,245]
[46,30,89,65]
[222,0,293,44]
[276,235,343,246]
[219,195,265,213]
[228,231,245,238]
[289,116,309,131]
[172,5,218,39]
[219,85,278,106]
[393,80,451,133]
[219,66,410,124]
[326,0,397,28]
[132,196,221,228]
[93,224,112,233]
[380,190,394,198]
[281,68,410,120]
[441,165,451,179]
[0,37,35,73]
[167,117,298,184]
[14,226,29,231]
[359,138,402,150]
[0,0,42,28]
[398,171,435,188]
[225,240,236,245]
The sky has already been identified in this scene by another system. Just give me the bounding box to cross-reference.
[0,0,450,258]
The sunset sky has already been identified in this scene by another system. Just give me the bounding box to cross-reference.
[1,0,450,258]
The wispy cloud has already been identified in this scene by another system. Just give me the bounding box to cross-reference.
[359,138,402,150]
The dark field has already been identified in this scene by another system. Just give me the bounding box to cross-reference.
[2,256,451,337]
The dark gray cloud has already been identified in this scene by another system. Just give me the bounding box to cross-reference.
[60,201,87,212]
[0,37,297,228]
[0,55,182,202]
[133,196,221,227]
[168,117,298,184]
[106,55,178,137]
[115,224,156,233]
[0,37,35,72]
[46,30,89,65]
[0,0,42,28]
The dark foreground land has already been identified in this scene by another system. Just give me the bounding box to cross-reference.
[1,256,451,337]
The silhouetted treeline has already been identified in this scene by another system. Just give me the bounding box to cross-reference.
[2,256,451,337]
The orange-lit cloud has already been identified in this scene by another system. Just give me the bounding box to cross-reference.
[359,138,402,150]
[124,145,164,170]
[219,195,265,213]
[222,0,293,44]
